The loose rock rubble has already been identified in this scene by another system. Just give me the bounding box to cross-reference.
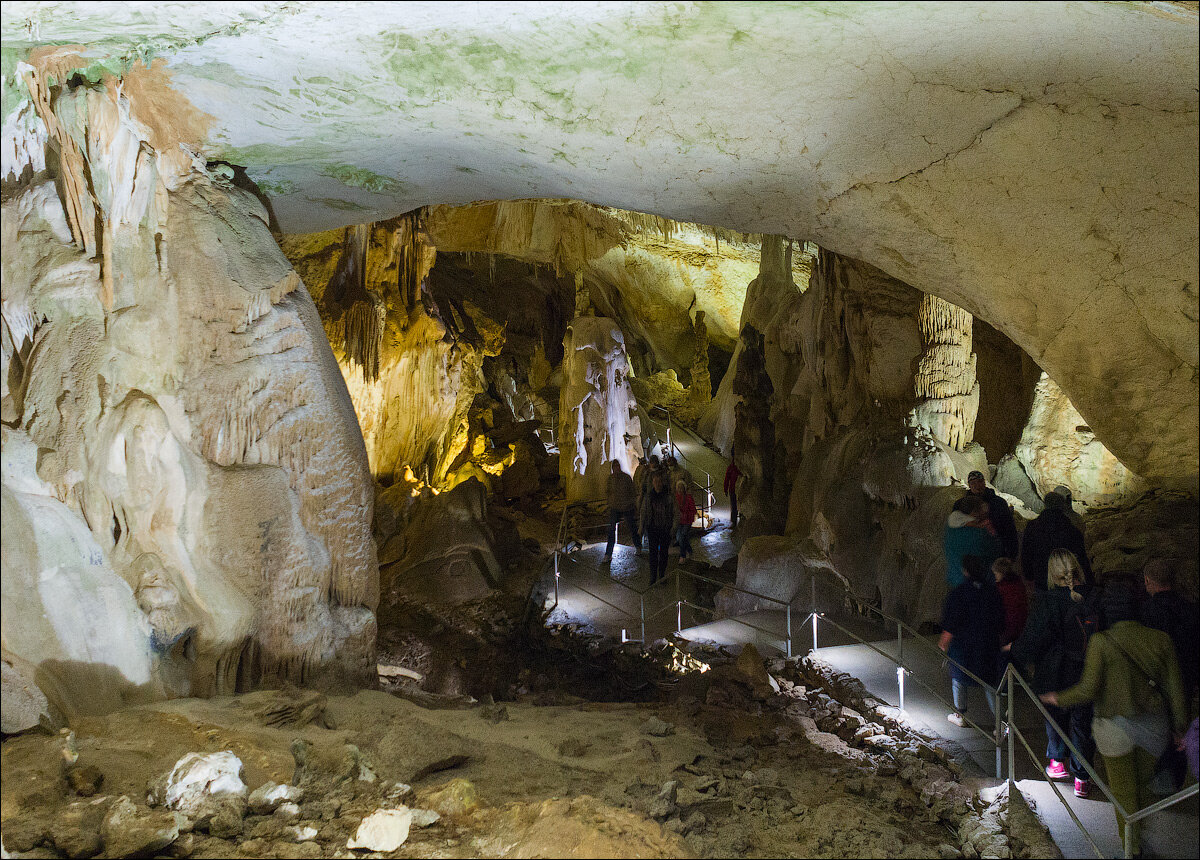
[0,643,1060,859]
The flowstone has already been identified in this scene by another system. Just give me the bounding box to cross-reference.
[0,59,377,724]
[559,316,643,502]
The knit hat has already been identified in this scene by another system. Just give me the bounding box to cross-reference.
[967,470,985,482]
[1044,490,1069,509]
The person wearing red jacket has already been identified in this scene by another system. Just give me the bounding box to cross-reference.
[674,479,697,560]
[723,452,742,528]
[993,557,1029,647]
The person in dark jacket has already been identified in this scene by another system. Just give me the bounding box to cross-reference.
[944,495,1002,588]
[1140,558,1198,705]
[1140,558,1198,791]
[940,555,1003,727]
[967,470,1019,559]
[1020,490,1093,591]
[1008,548,1097,796]
[640,472,678,586]
[603,460,640,563]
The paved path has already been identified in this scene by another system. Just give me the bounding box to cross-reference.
[541,418,1198,858]
[680,608,1198,860]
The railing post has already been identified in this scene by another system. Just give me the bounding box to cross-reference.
[554,551,560,605]
[897,621,902,663]
[897,667,905,711]
[811,579,819,653]
[677,600,682,634]
[641,597,646,643]
[1006,668,1015,786]
[786,605,792,658]
[995,689,1003,780]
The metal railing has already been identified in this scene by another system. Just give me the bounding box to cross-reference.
[542,519,1196,858]
[795,590,1197,860]
[545,498,790,652]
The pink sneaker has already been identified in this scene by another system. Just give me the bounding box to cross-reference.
[1074,778,1090,798]
[1045,760,1069,780]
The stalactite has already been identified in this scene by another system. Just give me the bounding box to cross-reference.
[343,300,385,382]
[20,62,97,255]
[394,207,435,312]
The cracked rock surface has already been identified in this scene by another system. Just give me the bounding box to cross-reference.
[4,1,1193,481]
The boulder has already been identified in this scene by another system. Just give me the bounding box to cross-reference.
[161,752,247,819]
[733,644,778,700]
[383,478,504,607]
[0,653,53,734]
[247,781,303,815]
[101,796,185,858]
[419,778,480,818]
[347,808,413,852]
[993,455,1043,515]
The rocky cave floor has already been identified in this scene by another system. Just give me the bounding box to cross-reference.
[0,489,1073,860]
[1,578,1061,860]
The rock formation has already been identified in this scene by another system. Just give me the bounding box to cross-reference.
[5,3,1185,484]
[559,317,643,502]
[1014,373,1144,510]
[1,58,377,722]
[910,295,980,453]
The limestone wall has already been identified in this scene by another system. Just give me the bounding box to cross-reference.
[1,65,377,722]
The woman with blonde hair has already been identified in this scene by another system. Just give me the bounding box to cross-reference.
[1047,548,1087,593]
[1009,548,1099,797]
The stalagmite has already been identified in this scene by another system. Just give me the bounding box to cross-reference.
[558,317,643,502]
[909,294,980,452]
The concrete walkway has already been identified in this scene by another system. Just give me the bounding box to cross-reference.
[541,418,1198,859]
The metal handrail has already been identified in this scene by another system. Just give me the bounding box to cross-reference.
[1007,667,1127,811]
[643,407,714,506]
[677,568,790,607]
[813,611,1001,749]
[841,586,1003,695]
[681,600,791,650]
[1008,718,1108,859]
[1125,783,1198,824]
[804,607,1195,858]
[541,517,1198,859]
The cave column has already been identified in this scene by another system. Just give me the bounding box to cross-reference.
[909,294,980,452]
[558,317,642,501]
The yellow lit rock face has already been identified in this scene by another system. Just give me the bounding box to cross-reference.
[1015,374,1144,510]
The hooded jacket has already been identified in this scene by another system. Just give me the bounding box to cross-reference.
[943,511,1003,588]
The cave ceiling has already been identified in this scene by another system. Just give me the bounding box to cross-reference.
[2,1,1197,483]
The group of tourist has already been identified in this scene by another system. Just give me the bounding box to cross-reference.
[602,453,700,585]
[938,471,1197,856]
